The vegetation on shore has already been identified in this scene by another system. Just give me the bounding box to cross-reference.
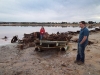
[0,21,100,26]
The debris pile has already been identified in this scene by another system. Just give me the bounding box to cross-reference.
[42,32,72,41]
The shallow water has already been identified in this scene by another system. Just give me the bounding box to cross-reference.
[0,26,95,46]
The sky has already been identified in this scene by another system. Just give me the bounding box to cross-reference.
[0,0,100,22]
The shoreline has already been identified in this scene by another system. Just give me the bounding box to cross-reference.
[0,27,100,75]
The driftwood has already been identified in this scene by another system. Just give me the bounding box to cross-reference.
[88,41,94,45]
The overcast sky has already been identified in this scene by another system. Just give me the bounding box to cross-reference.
[0,0,100,22]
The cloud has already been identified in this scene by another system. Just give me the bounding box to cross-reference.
[0,0,100,22]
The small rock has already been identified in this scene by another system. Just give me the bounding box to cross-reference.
[73,48,77,51]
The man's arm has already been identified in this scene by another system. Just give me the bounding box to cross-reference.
[80,36,87,44]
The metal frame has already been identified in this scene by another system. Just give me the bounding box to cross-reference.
[35,40,68,51]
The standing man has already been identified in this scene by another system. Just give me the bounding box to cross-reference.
[40,26,45,40]
[74,21,89,65]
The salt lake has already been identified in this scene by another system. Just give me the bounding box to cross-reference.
[0,26,95,46]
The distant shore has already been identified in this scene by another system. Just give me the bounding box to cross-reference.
[0,23,100,27]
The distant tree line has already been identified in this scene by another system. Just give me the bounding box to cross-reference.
[0,21,99,24]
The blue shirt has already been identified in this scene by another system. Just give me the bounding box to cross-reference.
[78,27,89,46]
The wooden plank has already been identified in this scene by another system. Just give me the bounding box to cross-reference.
[40,40,68,44]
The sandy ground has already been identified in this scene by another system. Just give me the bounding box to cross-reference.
[0,31,100,75]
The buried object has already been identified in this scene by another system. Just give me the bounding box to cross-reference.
[11,35,18,43]
[1,36,8,40]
